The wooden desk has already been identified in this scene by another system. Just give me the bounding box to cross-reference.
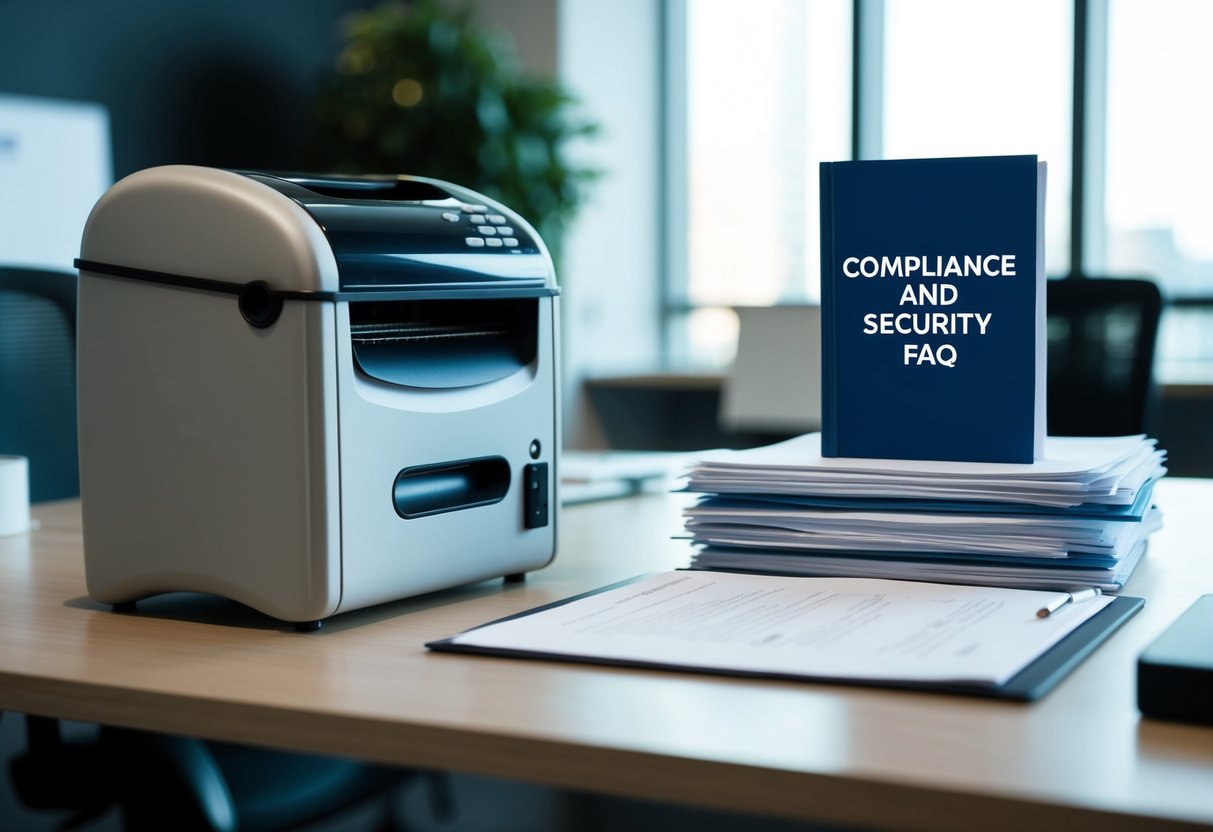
[2,481,1212,831]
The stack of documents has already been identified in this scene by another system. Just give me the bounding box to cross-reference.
[683,433,1166,592]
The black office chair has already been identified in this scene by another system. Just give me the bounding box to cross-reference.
[0,266,80,502]
[11,719,418,830]
[1,266,423,830]
[1046,276,1163,437]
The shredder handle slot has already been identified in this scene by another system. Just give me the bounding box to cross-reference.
[392,456,511,519]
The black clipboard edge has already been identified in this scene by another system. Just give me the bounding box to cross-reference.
[1001,594,1143,700]
[426,575,1144,702]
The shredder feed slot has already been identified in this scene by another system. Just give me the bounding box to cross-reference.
[350,298,537,389]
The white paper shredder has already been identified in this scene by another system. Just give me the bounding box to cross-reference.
[76,165,559,628]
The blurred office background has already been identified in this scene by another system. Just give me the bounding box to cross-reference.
[3,1,1212,829]
[4,0,1212,468]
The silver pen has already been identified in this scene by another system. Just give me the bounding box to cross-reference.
[1037,587,1102,618]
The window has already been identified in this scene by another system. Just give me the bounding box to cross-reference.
[1097,0,1213,380]
[882,0,1072,278]
[669,0,1213,379]
[669,0,850,367]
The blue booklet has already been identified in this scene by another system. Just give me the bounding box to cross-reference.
[819,155,1046,463]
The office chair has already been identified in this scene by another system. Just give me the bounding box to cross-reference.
[11,718,419,831]
[1,268,421,830]
[0,266,80,502]
[1046,276,1163,437]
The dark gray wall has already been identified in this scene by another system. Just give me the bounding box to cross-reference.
[0,0,376,178]
[1,4,373,826]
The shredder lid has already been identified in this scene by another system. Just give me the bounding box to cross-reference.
[77,165,558,302]
[245,172,556,295]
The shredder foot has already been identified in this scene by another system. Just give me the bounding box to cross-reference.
[504,572,527,584]
[113,601,137,614]
[294,620,323,633]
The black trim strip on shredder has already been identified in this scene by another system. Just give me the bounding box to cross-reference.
[73,259,560,302]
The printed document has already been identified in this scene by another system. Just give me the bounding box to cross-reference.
[445,571,1112,686]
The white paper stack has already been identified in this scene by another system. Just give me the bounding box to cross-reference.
[683,433,1166,592]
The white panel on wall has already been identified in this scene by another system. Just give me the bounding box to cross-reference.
[0,94,112,272]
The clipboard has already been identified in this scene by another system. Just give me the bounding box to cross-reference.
[427,573,1144,702]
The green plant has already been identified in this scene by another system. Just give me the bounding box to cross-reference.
[308,0,598,261]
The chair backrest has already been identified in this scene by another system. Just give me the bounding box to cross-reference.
[0,267,79,502]
[1046,276,1162,437]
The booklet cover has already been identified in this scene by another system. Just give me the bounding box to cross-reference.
[819,155,1046,463]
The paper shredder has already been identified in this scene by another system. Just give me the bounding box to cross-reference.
[76,165,559,627]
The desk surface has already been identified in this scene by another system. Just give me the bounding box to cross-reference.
[2,481,1212,831]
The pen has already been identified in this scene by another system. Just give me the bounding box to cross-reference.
[1037,587,1102,618]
